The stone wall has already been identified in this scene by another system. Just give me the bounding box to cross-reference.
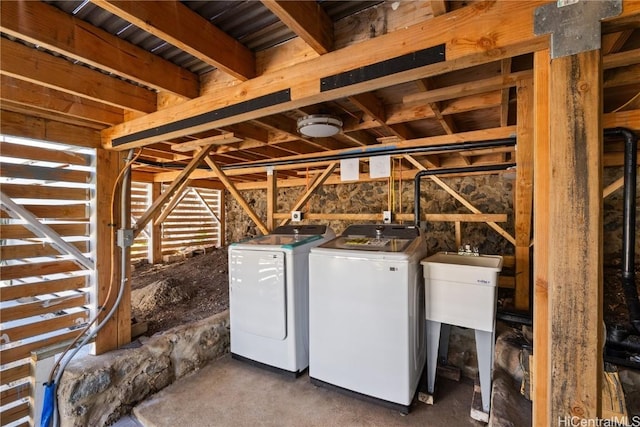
[226,174,516,256]
[57,311,230,427]
[226,168,639,262]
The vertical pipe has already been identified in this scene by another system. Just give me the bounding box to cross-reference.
[605,128,639,332]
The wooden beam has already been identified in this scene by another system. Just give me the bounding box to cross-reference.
[0,75,123,126]
[532,48,551,427]
[548,50,603,421]
[133,146,214,238]
[603,47,640,69]
[405,70,533,105]
[424,214,508,222]
[149,183,163,264]
[267,169,277,231]
[171,133,243,152]
[500,58,512,127]
[279,163,338,226]
[0,110,99,148]
[103,1,553,149]
[515,78,534,311]
[0,38,156,113]
[90,0,255,81]
[261,0,334,54]
[603,176,625,198]
[430,1,448,17]
[0,0,199,98]
[204,158,269,235]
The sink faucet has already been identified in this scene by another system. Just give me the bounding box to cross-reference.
[458,243,480,256]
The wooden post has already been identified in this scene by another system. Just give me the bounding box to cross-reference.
[548,49,603,421]
[266,168,277,232]
[515,78,534,311]
[533,48,550,427]
[150,182,162,264]
[219,189,226,247]
[94,148,131,354]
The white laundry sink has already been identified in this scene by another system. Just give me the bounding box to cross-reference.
[421,252,503,332]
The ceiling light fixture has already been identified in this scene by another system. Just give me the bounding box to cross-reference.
[297,114,343,138]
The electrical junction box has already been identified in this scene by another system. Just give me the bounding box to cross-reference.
[117,229,134,248]
[383,211,392,224]
[291,211,303,222]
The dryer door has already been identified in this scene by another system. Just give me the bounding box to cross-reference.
[230,250,287,340]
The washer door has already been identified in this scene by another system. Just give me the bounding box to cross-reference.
[230,250,287,340]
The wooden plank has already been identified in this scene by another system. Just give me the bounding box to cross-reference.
[0,363,30,387]
[0,276,88,302]
[0,205,87,221]
[531,53,552,427]
[103,1,552,149]
[171,133,243,152]
[0,261,83,280]
[0,0,198,98]
[0,400,29,426]
[0,110,101,149]
[134,146,214,237]
[430,1,448,17]
[0,329,83,366]
[0,224,87,240]
[261,0,333,54]
[515,78,534,311]
[604,109,640,130]
[152,182,191,226]
[0,293,88,323]
[0,184,88,201]
[0,241,89,261]
[603,176,625,198]
[0,38,156,113]
[0,382,30,406]
[0,163,91,184]
[1,310,89,344]
[0,140,92,167]
[548,49,603,421]
[279,163,338,227]
[273,213,380,221]
[204,158,269,235]
[424,213,507,222]
[92,0,255,81]
[603,47,640,69]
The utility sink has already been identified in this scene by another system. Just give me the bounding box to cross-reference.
[421,252,503,332]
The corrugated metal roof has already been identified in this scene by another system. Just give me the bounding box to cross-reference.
[45,1,382,75]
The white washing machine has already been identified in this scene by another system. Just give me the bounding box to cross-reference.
[229,225,335,376]
[308,224,428,413]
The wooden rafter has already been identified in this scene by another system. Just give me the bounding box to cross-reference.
[0,38,156,113]
[279,163,338,226]
[261,0,334,55]
[0,0,199,98]
[90,0,255,81]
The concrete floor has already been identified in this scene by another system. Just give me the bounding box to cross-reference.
[127,354,484,427]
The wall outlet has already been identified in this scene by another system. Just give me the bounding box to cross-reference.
[291,211,303,222]
[383,210,392,224]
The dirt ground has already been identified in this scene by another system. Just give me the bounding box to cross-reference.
[129,245,638,337]
[130,247,229,336]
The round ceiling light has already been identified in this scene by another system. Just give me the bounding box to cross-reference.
[297,114,343,138]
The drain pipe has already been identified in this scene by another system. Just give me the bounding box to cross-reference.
[413,163,516,227]
[604,127,639,333]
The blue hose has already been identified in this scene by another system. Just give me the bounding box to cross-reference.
[40,381,56,427]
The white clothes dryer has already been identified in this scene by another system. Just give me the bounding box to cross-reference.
[229,225,334,376]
